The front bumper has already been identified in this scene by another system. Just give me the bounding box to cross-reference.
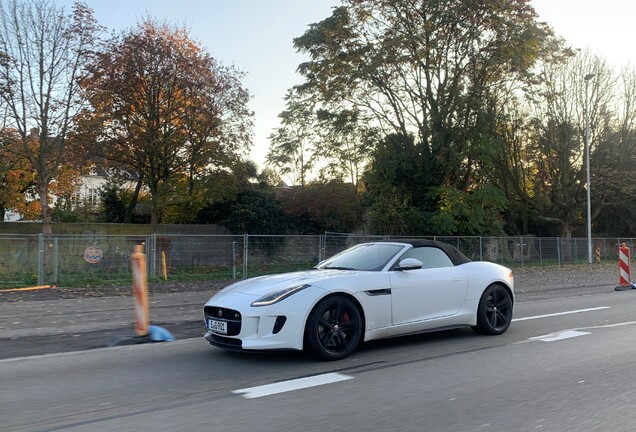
[202,287,326,351]
[204,330,244,351]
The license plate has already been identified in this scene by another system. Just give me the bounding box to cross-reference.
[208,319,227,334]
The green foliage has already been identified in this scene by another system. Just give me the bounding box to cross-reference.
[588,123,636,236]
[257,167,282,187]
[363,133,432,235]
[279,182,364,234]
[52,204,99,223]
[362,133,507,235]
[428,186,507,235]
[99,181,127,223]
[197,189,289,234]
[95,179,151,224]
[365,191,425,236]
[291,0,573,236]
[364,185,506,236]
[295,0,562,192]
[363,133,428,205]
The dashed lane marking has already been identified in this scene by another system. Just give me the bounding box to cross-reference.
[529,330,590,342]
[232,372,354,399]
[512,306,610,322]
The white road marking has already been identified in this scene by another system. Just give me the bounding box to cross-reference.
[524,321,636,344]
[512,307,610,322]
[577,321,636,331]
[232,372,354,399]
[529,330,590,342]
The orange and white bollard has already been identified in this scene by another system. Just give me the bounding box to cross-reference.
[619,243,630,286]
[615,243,634,291]
[595,246,601,263]
[108,244,175,346]
[131,244,149,336]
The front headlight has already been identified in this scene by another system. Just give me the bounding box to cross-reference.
[251,284,310,307]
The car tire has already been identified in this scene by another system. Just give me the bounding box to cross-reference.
[305,295,362,361]
[472,284,513,335]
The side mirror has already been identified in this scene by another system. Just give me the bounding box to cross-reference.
[398,258,423,271]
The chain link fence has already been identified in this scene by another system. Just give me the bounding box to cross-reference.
[0,232,632,289]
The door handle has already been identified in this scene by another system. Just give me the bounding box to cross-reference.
[451,277,462,282]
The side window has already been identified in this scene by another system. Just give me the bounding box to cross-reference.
[400,247,454,269]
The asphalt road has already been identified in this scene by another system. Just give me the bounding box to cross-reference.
[3,288,636,431]
[0,267,636,432]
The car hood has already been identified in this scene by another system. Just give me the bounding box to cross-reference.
[219,269,356,297]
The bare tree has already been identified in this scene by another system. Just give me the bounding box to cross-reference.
[0,0,100,233]
[529,51,614,237]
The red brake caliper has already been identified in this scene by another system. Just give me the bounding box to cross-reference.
[342,312,350,328]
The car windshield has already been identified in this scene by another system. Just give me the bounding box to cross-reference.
[317,243,405,271]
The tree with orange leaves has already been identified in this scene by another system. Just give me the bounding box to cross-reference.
[0,128,39,221]
[80,18,253,224]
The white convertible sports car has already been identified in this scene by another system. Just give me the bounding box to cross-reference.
[203,240,514,360]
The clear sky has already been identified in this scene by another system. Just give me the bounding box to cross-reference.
[57,0,635,168]
[532,0,636,70]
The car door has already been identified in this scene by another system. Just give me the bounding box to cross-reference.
[389,246,469,325]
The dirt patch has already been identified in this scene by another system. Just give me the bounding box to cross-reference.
[0,279,233,303]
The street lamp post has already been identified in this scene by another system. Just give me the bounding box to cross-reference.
[584,73,595,264]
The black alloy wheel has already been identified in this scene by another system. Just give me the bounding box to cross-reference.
[305,295,363,361]
[473,284,513,335]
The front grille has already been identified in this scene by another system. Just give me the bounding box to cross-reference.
[204,306,242,336]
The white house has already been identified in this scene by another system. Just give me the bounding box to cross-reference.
[68,168,107,208]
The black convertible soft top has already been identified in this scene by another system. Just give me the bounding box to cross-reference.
[377,239,472,266]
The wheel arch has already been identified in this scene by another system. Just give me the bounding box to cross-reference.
[302,292,367,348]
[472,281,515,335]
